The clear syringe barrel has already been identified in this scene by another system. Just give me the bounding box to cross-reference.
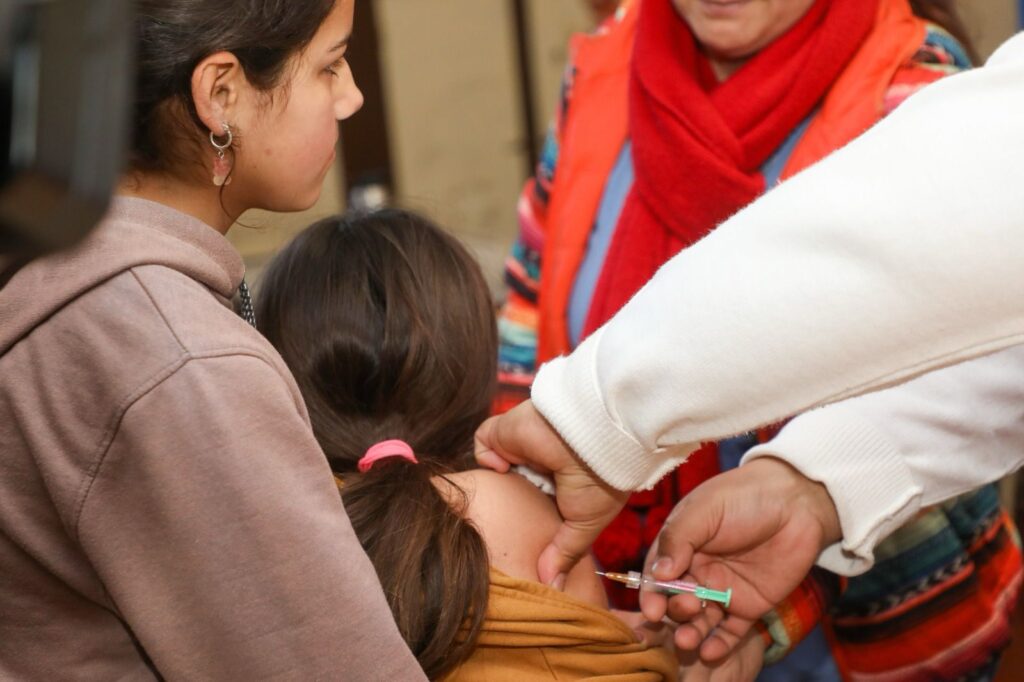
[625,571,732,608]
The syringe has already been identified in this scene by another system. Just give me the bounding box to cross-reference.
[597,570,732,608]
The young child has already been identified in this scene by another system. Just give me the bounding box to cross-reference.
[256,208,677,680]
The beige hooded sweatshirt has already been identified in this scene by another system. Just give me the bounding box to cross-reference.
[0,197,425,680]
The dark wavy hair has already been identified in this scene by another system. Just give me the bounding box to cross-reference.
[256,209,497,679]
[131,0,336,173]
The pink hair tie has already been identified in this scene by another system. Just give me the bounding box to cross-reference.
[358,439,419,473]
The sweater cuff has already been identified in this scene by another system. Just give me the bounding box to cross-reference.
[531,328,693,491]
[742,406,923,576]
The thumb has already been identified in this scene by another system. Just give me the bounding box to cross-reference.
[639,537,669,623]
[474,401,547,471]
[651,494,719,581]
[474,416,513,473]
[539,465,630,585]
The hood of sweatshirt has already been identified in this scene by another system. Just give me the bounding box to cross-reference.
[0,196,245,356]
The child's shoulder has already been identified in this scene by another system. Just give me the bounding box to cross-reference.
[441,469,557,582]
[441,468,607,608]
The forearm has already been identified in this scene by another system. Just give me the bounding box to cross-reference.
[744,343,1024,575]
[533,34,1024,491]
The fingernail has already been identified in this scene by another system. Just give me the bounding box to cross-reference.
[652,558,673,576]
[549,573,567,591]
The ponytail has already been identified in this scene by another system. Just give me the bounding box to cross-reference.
[340,459,489,678]
[256,209,500,678]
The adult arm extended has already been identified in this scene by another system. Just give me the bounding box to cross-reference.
[532,33,1024,491]
[77,354,425,680]
[743,342,1024,575]
[642,342,1024,659]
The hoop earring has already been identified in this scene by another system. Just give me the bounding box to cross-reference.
[210,123,233,187]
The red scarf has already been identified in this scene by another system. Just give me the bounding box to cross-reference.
[587,0,878,604]
[583,0,877,335]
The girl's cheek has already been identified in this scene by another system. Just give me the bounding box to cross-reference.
[304,122,336,166]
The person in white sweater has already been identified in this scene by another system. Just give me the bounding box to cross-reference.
[475,30,1024,661]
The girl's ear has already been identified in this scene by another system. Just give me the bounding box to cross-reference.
[191,51,244,135]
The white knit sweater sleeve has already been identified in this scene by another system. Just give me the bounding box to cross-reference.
[742,344,1024,576]
[532,32,1024,492]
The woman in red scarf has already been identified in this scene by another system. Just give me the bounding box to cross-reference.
[497,1,1022,680]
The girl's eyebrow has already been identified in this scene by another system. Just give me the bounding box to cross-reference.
[328,35,352,53]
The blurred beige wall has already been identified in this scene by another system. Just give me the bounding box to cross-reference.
[960,0,1018,61]
[372,0,594,292]
[374,0,527,292]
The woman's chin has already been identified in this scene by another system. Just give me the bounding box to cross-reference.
[699,36,763,63]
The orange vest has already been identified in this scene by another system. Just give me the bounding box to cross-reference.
[536,0,926,364]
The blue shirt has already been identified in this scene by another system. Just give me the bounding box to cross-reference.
[565,116,813,347]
